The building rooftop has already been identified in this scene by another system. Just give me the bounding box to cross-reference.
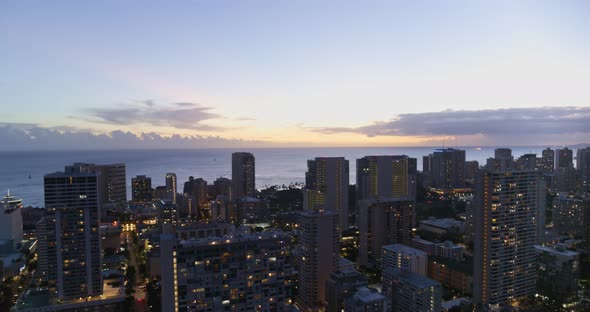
[178,229,288,247]
[350,287,385,303]
[534,244,579,257]
[385,268,441,289]
[412,236,435,246]
[442,298,471,310]
[12,278,124,311]
[383,244,427,256]
[420,218,464,230]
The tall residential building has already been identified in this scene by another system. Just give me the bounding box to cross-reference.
[576,147,590,191]
[160,229,295,312]
[382,268,442,312]
[132,175,152,203]
[556,147,574,168]
[535,244,580,308]
[358,198,414,267]
[231,152,255,199]
[39,165,102,300]
[517,153,537,171]
[165,172,177,204]
[464,160,479,182]
[92,163,126,208]
[0,191,24,252]
[304,157,349,231]
[553,166,578,193]
[429,148,465,189]
[552,195,589,238]
[64,163,126,213]
[540,148,555,172]
[296,210,340,311]
[382,244,428,276]
[356,155,417,201]
[485,148,516,171]
[183,176,208,218]
[473,168,544,308]
[212,177,232,200]
[464,199,475,243]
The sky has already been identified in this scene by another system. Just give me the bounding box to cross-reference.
[1,1,589,149]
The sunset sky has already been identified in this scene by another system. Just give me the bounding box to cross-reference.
[1,1,589,149]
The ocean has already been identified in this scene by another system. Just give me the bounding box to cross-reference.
[0,146,559,207]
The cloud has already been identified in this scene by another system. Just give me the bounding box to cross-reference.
[233,117,256,121]
[0,123,268,151]
[308,107,590,138]
[83,101,222,131]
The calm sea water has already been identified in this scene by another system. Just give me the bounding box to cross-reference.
[0,146,558,207]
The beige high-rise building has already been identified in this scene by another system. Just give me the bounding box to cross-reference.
[304,157,349,231]
[473,168,544,309]
[356,155,417,201]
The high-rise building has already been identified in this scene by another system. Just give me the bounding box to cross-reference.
[358,198,414,267]
[92,163,126,208]
[0,191,23,253]
[382,244,428,276]
[304,157,350,231]
[464,160,479,182]
[63,163,126,214]
[540,148,555,173]
[464,199,475,243]
[429,148,465,189]
[158,199,177,226]
[295,210,340,311]
[325,264,368,312]
[382,268,442,312]
[552,194,589,238]
[485,148,515,171]
[160,229,295,312]
[553,166,578,193]
[356,155,417,201]
[132,175,152,203]
[556,147,574,169]
[535,244,580,308]
[183,176,208,218]
[165,172,177,204]
[231,152,255,199]
[39,165,102,300]
[343,287,386,312]
[212,177,232,200]
[517,153,537,171]
[473,168,544,308]
[577,147,590,191]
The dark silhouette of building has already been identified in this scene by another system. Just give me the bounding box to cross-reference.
[132,175,152,203]
[231,152,255,199]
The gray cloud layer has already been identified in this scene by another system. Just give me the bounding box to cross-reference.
[0,125,264,151]
[309,107,590,137]
[85,101,221,131]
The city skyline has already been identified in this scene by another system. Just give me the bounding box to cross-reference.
[2,1,590,149]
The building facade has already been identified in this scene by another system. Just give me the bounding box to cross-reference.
[160,230,295,312]
[304,157,349,231]
[231,152,255,199]
[40,166,102,300]
[295,210,340,311]
[358,199,414,267]
[473,168,543,308]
